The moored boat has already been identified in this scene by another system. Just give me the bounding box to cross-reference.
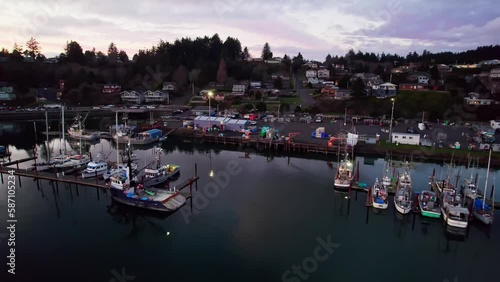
[472,149,494,225]
[372,178,388,209]
[81,161,108,178]
[334,154,354,192]
[394,167,412,214]
[443,205,469,228]
[418,191,441,218]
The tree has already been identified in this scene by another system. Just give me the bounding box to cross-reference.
[222,36,242,61]
[281,103,290,112]
[255,91,262,101]
[96,51,107,66]
[216,58,228,85]
[108,42,119,63]
[64,41,85,64]
[274,77,283,89]
[24,37,41,59]
[292,52,304,73]
[261,42,273,60]
[256,101,267,112]
[430,65,440,80]
[84,48,96,65]
[294,105,302,113]
[119,50,129,63]
[173,65,189,88]
[10,43,23,60]
[351,77,365,97]
[241,47,250,61]
[282,54,291,70]
[243,103,254,111]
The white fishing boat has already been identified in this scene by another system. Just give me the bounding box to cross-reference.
[68,113,100,141]
[143,150,180,187]
[372,178,388,209]
[334,153,354,192]
[104,163,138,181]
[81,161,108,178]
[443,205,469,228]
[394,165,412,214]
[473,149,494,225]
[461,176,478,200]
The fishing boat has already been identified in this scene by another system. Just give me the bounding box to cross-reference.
[109,151,186,212]
[372,178,388,209]
[68,113,100,141]
[115,128,163,145]
[143,150,180,187]
[473,149,494,225]
[54,154,91,169]
[394,166,412,214]
[381,157,394,191]
[443,205,469,228]
[418,190,441,218]
[81,160,108,178]
[461,176,478,200]
[334,154,354,192]
[0,145,11,158]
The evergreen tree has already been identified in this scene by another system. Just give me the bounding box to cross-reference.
[261,42,273,60]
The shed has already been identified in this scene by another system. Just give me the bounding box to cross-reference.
[391,132,420,145]
[225,119,250,131]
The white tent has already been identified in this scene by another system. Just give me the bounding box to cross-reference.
[346,133,358,146]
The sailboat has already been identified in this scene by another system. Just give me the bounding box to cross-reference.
[432,157,456,195]
[461,158,479,200]
[109,146,186,212]
[104,112,138,180]
[68,112,100,141]
[473,149,494,225]
[31,111,59,171]
[372,178,388,209]
[394,162,412,214]
[142,148,180,187]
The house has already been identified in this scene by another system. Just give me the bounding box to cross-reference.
[306,62,318,69]
[306,70,317,78]
[265,57,282,64]
[399,83,427,91]
[321,87,336,96]
[407,72,430,84]
[391,132,420,145]
[232,84,246,96]
[437,64,453,73]
[44,57,58,64]
[391,66,413,74]
[490,68,500,79]
[120,90,145,104]
[37,88,59,102]
[102,84,121,94]
[372,82,397,98]
[250,81,262,89]
[162,82,176,91]
[317,68,330,79]
[144,90,169,103]
[335,89,351,100]
[0,82,15,101]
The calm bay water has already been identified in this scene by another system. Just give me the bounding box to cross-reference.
[1,122,499,282]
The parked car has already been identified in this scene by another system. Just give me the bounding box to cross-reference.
[92,106,100,110]
[173,109,183,114]
[130,106,138,109]
[250,121,257,125]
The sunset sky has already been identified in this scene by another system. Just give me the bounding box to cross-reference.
[0,0,499,60]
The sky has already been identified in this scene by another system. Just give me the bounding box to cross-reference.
[0,0,499,61]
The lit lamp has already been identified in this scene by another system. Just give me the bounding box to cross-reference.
[209,170,214,177]
[208,91,214,129]
[388,98,395,143]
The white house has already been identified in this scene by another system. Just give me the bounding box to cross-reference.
[232,84,246,96]
[121,91,144,104]
[418,76,429,84]
[464,97,494,106]
[162,82,176,91]
[307,77,319,84]
[391,132,420,145]
[306,70,317,78]
[317,69,330,78]
[250,81,262,89]
[144,90,169,103]
[490,120,500,130]
[306,62,318,69]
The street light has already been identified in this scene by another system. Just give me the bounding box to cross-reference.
[388,98,395,143]
[207,91,213,129]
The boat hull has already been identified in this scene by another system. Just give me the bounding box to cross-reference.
[420,210,441,218]
[372,202,388,209]
[110,188,185,212]
[81,169,107,179]
[394,202,411,214]
[472,211,493,225]
[442,210,468,228]
[143,169,180,187]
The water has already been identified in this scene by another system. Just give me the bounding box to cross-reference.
[1,123,499,282]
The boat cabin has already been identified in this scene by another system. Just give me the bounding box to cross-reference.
[86,162,107,171]
[446,206,469,223]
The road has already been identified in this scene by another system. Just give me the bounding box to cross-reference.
[294,79,317,108]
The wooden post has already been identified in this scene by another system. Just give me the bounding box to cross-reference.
[95,169,98,184]
[189,179,193,196]
[34,158,38,175]
[356,161,360,182]
[0,163,3,184]
[16,161,19,171]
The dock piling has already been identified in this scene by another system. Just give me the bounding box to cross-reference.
[194,163,198,191]
[1,164,3,184]
[95,170,98,184]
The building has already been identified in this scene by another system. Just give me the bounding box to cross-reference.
[265,58,282,64]
[36,88,59,102]
[144,90,169,103]
[306,70,317,78]
[193,116,250,131]
[464,97,494,106]
[0,82,15,101]
[306,62,318,69]
[162,82,176,91]
[321,87,336,96]
[232,84,246,96]
[399,83,426,91]
[335,89,351,100]
[102,84,121,94]
[120,90,145,104]
[391,132,420,145]
[407,72,430,84]
[192,106,216,116]
[490,68,500,79]
[372,82,397,98]
[250,81,262,89]
[317,68,330,79]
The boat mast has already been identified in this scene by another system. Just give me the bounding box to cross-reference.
[62,105,66,155]
[483,149,492,210]
[79,115,82,155]
[115,111,119,164]
[45,110,50,162]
